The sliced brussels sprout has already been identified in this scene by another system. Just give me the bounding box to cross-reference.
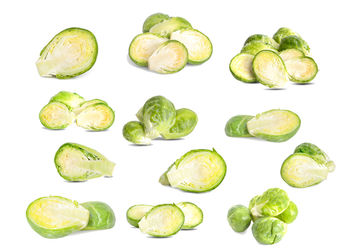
[161,108,198,139]
[247,109,300,142]
[170,29,212,64]
[143,13,170,33]
[279,35,310,55]
[122,121,151,145]
[284,57,318,83]
[273,27,300,44]
[129,33,168,66]
[138,204,184,237]
[26,196,89,238]
[244,34,279,49]
[81,201,115,230]
[229,53,256,83]
[241,41,277,56]
[148,40,188,74]
[39,102,75,130]
[279,48,304,61]
[73,99,108,115]
[276,201,298,224]
[225,115,254,137]
[75,103,115,131]
[54,143,115,181]
[126,205,154,227]
[252,217,287,245]
[149,17,192,38]
[252,50,289,88]
[176,202,203,229]
[227,205,252,232]
[49,91,85,109]
[159,149,226,192]
[36,27,98,79]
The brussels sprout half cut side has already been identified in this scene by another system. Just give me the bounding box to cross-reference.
[36,27,98,79]
[50,91,85,109]
[75,103,115,131]
[284,57,318,83]
[279,49,305,61]
[26,196,89,238]
[138,204,185,237]
[127,205,154,227]
[176,202,203,229]
[252,217,287,245]
[252,50,289,88]
[143,13,170,33]
[81,201,115,230]
[123,121,151,145]
[241,42,277,56]
[149,17,192,38]
[229,53,256,83]
[39,102,75,130]
[225,115,254,137]
[247,109,300,142]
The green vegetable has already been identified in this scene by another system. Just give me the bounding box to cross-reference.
[49,91,85,109]
[241,41,277,55]
[126,205,154,227]
[26,196,89,238]
[138,204,184,237]
[176,202,203,229]
[244,34,279,49]
[39,102,75,129]
[252,217,287,245]
[159,149,226,192]
[247,109,300,142]
[54,143,115,181]
[81,201,115,230]
[149,17,192,38]
[143,13,170,32]
[277,201,298,224]
[279,35,310,55]
[123,121,151,145]
[73,99,108,115]
[227,205,252,232]
[75,103,115,131]
[294,143,335,170]
[229,53,256,83]
[279,48,304,61]
[284,56,318,83]
[225,115,254,137]
[36,27,98,79]
[273,27,300,44]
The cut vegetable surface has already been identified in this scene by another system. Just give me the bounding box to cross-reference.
[229,53,256,83]
[73,99,108,115]
[76,103,115,131]
[149,17,192,38]
[279,49,304,61]
[39,102,75,129]
[176,202,203,229]
[81,201,115,230]
[225,115,254,137]
[127,205,154,227]
[284,57,318,83]
[241,42,277,56]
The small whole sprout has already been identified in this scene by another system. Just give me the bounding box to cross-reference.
[241,41,277,56]
[252,217,287,245]
[81,201,115,230]
[149,17,192,38]
[279,35,310,55]
[39,102,75,129]
[75,103,115,131]
[126,205,154,227]
[277,201,298,224]
[229,53,256,83]
[176,202,203,229]
[225,115,254,137]
[244,34,279,49]
[142,13,170,33]
[49,91,85,110]
[123,121,151,145]
[227,205,252,232]
[273,27,300,44]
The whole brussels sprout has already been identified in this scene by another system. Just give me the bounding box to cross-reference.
[123,121,151,145]
[273,27,300,44]
[227,205,252,232]
[252,217,287,245]
[244,34,279,49]
[279,35,310,55]
[277,201,298,224]
[142,13,170,33]
[241,41,277,55]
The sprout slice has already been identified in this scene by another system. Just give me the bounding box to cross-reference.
[143,13,170,33]
[229,53,256,83]
[36,27,98,79]
[73,99,108,115]
[123,121,151,145]
[279,49,304,61]
[126,205,154,227]
[138,204,184,237]
[225,115,254,137]
[26,196,89,238]
[252,50,289,88]
[170,29,212,64]
[241,42,277,56]
[148,40,188,74]
[176,202,203,229]
[76,103,115,131]
[149,17,192,38]
[81,201,115,230]
[247,109,300,142]
[49,91,85,109]
[129,33,168,66]
[284,57,318,83]
[39,102,75,129]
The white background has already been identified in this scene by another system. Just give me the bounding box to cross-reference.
[1,0,349,251]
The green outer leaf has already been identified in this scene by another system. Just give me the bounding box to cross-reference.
[244,34,279,49]
[273,27,300,44]
[176,202,203,229]
[252,217,287,245]
[149,17,192,38]
[39,102,74,130]
[143,13,170,33]
[241,41,277,56]
[49,91,85,110]
[75,103,115,131]
[225,115,254,137]
[126,204,153,227]
[81,201,115,230]
[284,56,318,83]
[279,35,310,55]
[227,205,252,232]
[122,121,151,145]
[276,201,298,224]
[229,53,257,83]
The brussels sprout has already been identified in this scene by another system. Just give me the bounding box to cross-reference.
[225,115,254,137]
[73,99,108,115]
[50,91,85,109]
[81,201,115,230]
[138,204,185,237]
[244,34,279,49]
[284,57,318,83]
[161,108,198,139]
[279,35,310,55]
[241,42,277,56]
[176,202,203,229]
[229,53,256,83]
[279,48,304,61]
[149,17,192,38]
[36,27,98,79]
[227,205,252,232]
[252,217,287,245]
[54,142,115,181]
[143,13,170,33]
[26,196,89,238]
[75,103,115,131]
[252,50,289,88]
[159,149,226,192]
[122,121,151,145]
[273,27,300,44]
[277,201,298,224]
[126,205,154,227]
[247,109,300,142]
[148,40,188,74]
[39,102,75,129]
[170,29,212,64]
[136,107,144,122]
[129,33,168,66]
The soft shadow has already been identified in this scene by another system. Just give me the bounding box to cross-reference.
[292,82,315,86]
[153,137,185,141]
[64,180,87,183]
[85,129,110,133]
[129,143,153,147]
[126,54,149,72]
[264,88,286,91]
[147,235,172,239]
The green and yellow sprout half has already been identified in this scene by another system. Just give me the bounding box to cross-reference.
[129,13,212,74]
[229,27,318,88]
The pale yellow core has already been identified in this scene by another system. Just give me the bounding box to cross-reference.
[128,205,153,220]
[76,104,113,130]
[130,34,167,64]
[40,103,73,128]
[284,58,317,81]
[230,53,255,81]
[279,49,304,61]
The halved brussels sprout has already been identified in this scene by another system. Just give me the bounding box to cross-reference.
[227,205,252,232]
[159,149,226,192]
[138,204,184,237]
[143,13,170,33]
[170,29,212,64]
[284,57,318,83]
[244,34,279,49]
[247,109,300,142]
[279,35,310,55]
[122,121,151,145]
[273,27,300,44]
[36,27,98,79]
[277,201,298,224]
[81,201,115,230]
[148,40,188,74]
[54,142,115,181]
[241,42,277,56]
[39,102,75,129]
[129,33,168,66]
[149,17,192,38]
[176,202,203,229]
[49,91,85,109]
[161,108,198,139]
[73,99,108,115]
[252,50,289,88]
[229,53,256,83]
[126,205,154,227]
[26,196,89,238]
[279,48,304,61]
[75,103,115,131]
[252,217,287,245]
[225,115,254,137]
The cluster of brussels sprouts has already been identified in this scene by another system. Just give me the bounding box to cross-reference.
[26,196,115,238]
[225,109,301,142]
[229,27,318,88]
[123,96,198,145]
[281,143,335,188]
[127,202,203,237]
[39,91,115,131]
[227,188,298,245]
[129,13,212,74]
